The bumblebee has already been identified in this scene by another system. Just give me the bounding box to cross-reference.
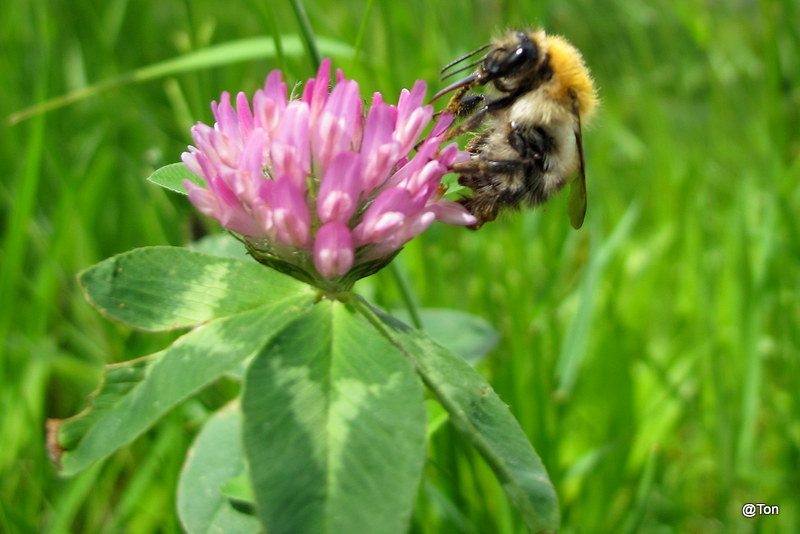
[434,29,598,229]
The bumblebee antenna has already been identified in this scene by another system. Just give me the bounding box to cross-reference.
[441,56,487,80]
[440,43,492,74]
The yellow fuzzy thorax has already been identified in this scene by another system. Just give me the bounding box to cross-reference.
[542,33,598,121]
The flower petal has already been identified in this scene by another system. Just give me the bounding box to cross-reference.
[312,79,363,174]
[314,221,354,278]
[254,71,287,138]
[270,101,311,191]
[264,70,287,102]
[352,187,412,245]
[429,112,454,137]
[212,92,237,136]
[317,151,362,223]
[236,91,254,139]
[397,80,426,118]
[271,177,310,247]
[430,199,478,226]
[304,58,332,125]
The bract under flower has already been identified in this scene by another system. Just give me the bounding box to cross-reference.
[183,58,476,290]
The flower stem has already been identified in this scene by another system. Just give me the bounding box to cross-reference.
[288,0,322,71]
[351,0,376,64]
[388,262,423,329]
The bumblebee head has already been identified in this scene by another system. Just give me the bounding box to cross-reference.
[433,30,549,102]
[480,31,544,87]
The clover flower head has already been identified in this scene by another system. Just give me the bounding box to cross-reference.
[183,59,476,290]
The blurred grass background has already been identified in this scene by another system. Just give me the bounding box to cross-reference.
[1,0,798,532]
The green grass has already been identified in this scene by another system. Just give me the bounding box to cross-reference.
[2,0,798,532]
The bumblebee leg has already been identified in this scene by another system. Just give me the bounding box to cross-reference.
[444,106,488,141]
[465,128,493,154]
[483,91,523,112]
[452,94,485,118]
[458,195,499,230]
[457,156,549,206]
[507,124,551,165]
[432,87,473,123]
[453,156,544,228]
[444,86,471,115]
[443,91,525,142]
[452,158,531,175]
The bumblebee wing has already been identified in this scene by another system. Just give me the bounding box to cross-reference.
[567,92,587,229]
[567,137,587,229]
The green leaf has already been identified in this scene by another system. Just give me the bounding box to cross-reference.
[357,299,560,533]
[393,308,499,366]
[425,399,449,439]
[242,300,426,534]
[177,403,261,534]
[147,162,203,195]
[219,473,255,510]
[189,233,250,260]
[79,246,312,331]
[8,35,354,125]
[53,295,315,475]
